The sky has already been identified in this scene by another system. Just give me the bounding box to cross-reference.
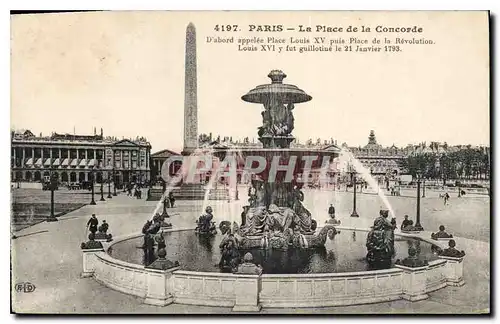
[10,11,490,153]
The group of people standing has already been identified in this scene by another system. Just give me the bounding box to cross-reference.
[126,183,143,199]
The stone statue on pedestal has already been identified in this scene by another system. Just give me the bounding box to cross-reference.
[439,239,465,258]
[195,206,217,235]
[395,246,428,268]
[431,225,453,240]
[145,248,179,270]
[235,253,263,275]
[81,233,104,250]
[366,210,396,268]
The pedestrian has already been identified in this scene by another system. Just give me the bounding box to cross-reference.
[444,192,450,205]
[328,204,335,219]
[169,191,175,208]
[87,214,99,234]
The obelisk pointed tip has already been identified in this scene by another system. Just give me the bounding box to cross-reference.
[187,22,196,30]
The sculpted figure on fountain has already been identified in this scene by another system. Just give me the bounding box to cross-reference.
[366,209,396,267]
[195,206,217,235]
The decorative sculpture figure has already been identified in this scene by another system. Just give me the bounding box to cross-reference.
[95,219,113,242]
[195,206,217,235]
[81,233,104,250]
[395,246,428,268]
[439,239,465,258]
[431,225,453,240]
[235,252,263,275]
[366,209,396,268]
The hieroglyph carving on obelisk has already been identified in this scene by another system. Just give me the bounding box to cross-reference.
[183,22,198,155]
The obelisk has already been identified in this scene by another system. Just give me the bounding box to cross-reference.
[182,22,198,155]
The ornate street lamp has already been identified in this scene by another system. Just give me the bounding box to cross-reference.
[90,167,96,205]
[99,173,105,202]
[422,176,426,198]
[414,172,424,231]
[113,167,117,196]
[99,161,105,201]
[349,163,359,218]
[47,172,58,222]
[107,166,113,199]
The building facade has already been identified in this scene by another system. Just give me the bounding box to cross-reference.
[11,129,152,185]
[150,149,182,182]
[345,130,405,176]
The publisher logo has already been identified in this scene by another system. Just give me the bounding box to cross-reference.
[15,282,36,293]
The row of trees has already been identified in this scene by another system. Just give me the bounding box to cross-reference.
[398,146,490,182]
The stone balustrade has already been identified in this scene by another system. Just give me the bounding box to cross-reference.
[92,252,179,306]
[81,230,466,311]
[83,252,464,311]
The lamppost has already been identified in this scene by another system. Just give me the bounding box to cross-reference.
[414,172,424,231]
[422,177,426,198]
[99,172,105,202]
[90,167,96,205]
[458,181,462,197]
[113,167,117,196]
[107,166,112,199]
[47,172,58,222]
[349,163,359,218]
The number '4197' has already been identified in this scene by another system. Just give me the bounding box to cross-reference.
[214,25,239,32]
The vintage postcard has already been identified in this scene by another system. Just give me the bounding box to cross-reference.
[10,11,490,314]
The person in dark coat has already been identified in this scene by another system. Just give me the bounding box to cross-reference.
[328,204,335,218]
[87,214,99,234]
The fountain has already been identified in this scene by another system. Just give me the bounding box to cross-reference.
[212,70,340,250]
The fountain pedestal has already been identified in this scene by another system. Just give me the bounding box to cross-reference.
[395,264,430,301]
[233,275,262,312]
[213,70,340,250]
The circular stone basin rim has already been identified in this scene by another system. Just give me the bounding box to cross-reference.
[105,226,442,275]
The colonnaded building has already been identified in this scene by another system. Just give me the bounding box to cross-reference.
[10,129,152,185]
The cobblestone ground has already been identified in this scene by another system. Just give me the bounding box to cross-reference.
[10,187,490,314]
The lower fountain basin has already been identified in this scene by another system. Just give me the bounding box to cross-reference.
[108,229,438,274]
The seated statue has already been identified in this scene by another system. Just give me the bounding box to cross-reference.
[431,225,453,240]
[439,240,465,258]
[235,252,263,275]
[81,233,104,250]
[94,220,113,242]
[242,206,268,236]
[196,206,216,235]
[395,247,428,268]
[401,220,419,232]
[98,220,109,234]
[267,204,295,233]
[145,248,179,270]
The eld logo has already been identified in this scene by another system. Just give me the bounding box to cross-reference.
[15,282,36,293]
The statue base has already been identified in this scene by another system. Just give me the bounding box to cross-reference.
[238,224,338,250]
[325,219,341,226]
[94,232,113,242]
[258,135,295,149]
